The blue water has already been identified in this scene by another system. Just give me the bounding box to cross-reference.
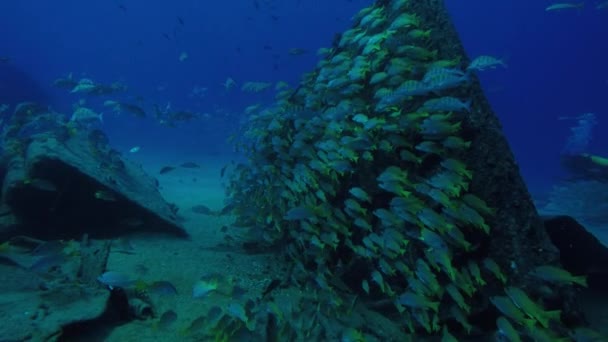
[1,0,607,195]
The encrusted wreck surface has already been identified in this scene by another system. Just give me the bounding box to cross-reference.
[0,104,186,239]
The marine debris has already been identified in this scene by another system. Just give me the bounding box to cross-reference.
[0,100,187,240]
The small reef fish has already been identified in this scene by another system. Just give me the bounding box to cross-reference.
[222,77,236,90]
[180,162,200,168]
[191,205,214,215]
[159,166,176,175]
[147,281,178,296]
[467,55,507,72]
[97,271,134,289]
[530,265,588,287]
[157,310,177,330]
[70,107,103,124]
[94,190,118,202]
[192,278,218,298]
[129,146,140,153]
[179,52,189,62]
[545,2,584,11]
[288,48,308,56]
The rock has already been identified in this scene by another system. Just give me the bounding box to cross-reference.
[0,121,186,239]
[543,215,608,291]
[0,239,111,341]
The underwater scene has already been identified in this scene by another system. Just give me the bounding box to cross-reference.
[1,0,608,341]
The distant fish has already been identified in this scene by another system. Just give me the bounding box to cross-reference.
[0,56,10,63]
[120,217,144,227]
[162,32,171,41]
[179,52,189,62]
[177,16,185,25]
[32,240,65,256]
[284,206,316,220]
[29,253,67,273]
[222,77,236,90]
[157,310,178,330]
[159,166,176,174]
[129,146,140,153]
[94,190,118,202]
[180,162,200,168]
[597,1,608,9]
[112,237,135,254]
[118,102,146,118]
[97,271,134,289]
[545,2,584,11]
[23,178,58,192]
[148,281,178,296]
[191,205,213,215]
[118,4,127,12]
[288,48,308,56]
[192,278,218,298]
[71,107,103,124]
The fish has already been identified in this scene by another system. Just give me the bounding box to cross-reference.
[29,253,67,273]
[32,240,66,256]
[70,107,103,124]
[530,265,587,287]
[159,166,176,174]
[545,2,584,11]
[598,1,608,9]
[112,237,135,254]
[157,310,177,330]
[179,52,188,62]
[222,77,236,90]
[117,103,146,118]
[94,190,118,202]
[467,55,507,72]
[97,271,134,289]
[129,146,140,153]
[191,205,213,215]
[23,178,58,192]
[504,287,561,328]
[177,16,184,25]
[491,296,536,328]
[496,317,522,342]
[0,56,10,63]
[148,281,178,296]
[284,206,316,220]
[180,162,200,168]
[397,291,440,312]
[288,48,308,56]
[192,278,218,298]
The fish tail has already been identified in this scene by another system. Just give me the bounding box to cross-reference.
[574,275,588,287]
[545,309,562,322]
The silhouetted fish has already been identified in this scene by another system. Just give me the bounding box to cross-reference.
[191,205,213,215]
[158,310,178,329]
[180,162,200,168]
[149,281,178,296]
[159,166,176,174]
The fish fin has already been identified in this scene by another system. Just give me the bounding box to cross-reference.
[575,275,588,287]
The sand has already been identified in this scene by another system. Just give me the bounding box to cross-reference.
[99,155,280,341]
